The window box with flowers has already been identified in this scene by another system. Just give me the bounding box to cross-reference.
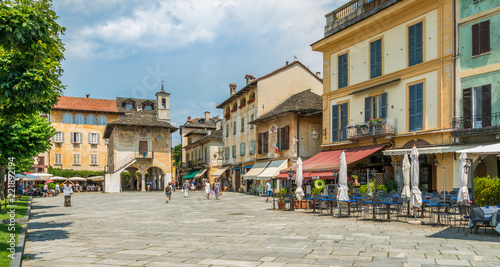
[231,107,237,113]
[369,118,383,124]
[239,103,246,109]
[247,98,255,104]
[224,113,230,120]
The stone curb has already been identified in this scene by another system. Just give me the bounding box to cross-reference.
[10,224,27,267]
[0,196,32,224]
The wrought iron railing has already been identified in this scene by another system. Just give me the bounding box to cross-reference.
[346,118,397,140]
[135,151,154,159]
[452,112,500,136]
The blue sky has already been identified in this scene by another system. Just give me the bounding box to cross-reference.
[54,0,342,145]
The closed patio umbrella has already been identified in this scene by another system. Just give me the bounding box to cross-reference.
[410,146,422,212]
[401,154,411,198]
[295,157,304,201]
[457,152,470,203]
[337,151,349,201]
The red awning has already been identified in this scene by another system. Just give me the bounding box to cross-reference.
[277,144,386,179]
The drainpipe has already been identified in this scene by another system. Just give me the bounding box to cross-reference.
[296,113,302,158]
[452,0,457,142]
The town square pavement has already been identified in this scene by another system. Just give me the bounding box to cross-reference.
[23,191,500,266]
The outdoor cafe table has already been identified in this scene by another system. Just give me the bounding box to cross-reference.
[365,200,399,221]
[338,199,356,216]
[468,206,500,233]
[427,202,451,225]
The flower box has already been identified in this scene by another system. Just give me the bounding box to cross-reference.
[247,98,255,104]
[239,104,246,109]
[231,108,237,113]
[224,113,230,119]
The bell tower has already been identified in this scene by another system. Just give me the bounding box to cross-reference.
[156,81,170,122]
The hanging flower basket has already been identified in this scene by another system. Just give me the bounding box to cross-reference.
[247,98,255,104]
[239,103,246,109]
[231,108,237,113]
[224,113,230,119]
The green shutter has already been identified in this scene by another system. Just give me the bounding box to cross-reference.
[380,92,387,119]
[331,105,339,142]
[364,97,371,122]
[341,102,348,141]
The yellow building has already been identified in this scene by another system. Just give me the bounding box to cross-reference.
[183,129,223,184]
[312,0,459,192]
[216,61,323,192]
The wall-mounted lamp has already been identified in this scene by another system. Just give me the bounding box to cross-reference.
[311,130,318,140]
[434,158,439,167]
[478,156,482,164]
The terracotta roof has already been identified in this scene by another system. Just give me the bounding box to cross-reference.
[116,97,156,113]
[185,129,223,149]
[216,61,323,109]
[54,96,119,113]
[103,110,177,138]
[181,117,221,129]
[250,89,322,124]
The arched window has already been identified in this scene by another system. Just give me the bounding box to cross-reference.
[74,114,85,124]
[161,99,166,109]
[86,114,96,125]
[62,113,73,124]
[97,115,107,125]
[240,97,246,108]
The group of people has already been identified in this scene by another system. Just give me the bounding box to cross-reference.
[172,178,221,200]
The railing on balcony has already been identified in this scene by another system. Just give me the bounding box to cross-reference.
[135,151,154,159]
[347,118,397,140]
[452,112,500,137]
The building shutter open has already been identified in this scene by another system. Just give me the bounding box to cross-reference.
[380,92,387,119]
[482,84,491,127]
[284,126,289,150]
[331,105,339,142]
[480,21,490,54]
[364,97,371,122]
[463,88,472,129]
[472,24,480,56]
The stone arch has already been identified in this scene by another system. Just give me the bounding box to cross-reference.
[121,166,139,191]
[146,166,165,191]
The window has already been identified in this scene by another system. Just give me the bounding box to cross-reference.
[408,21,423,67]
[53,131,64,143]
[472,21,490,56]
[86,114,96,125]
[331,102,348,142]
[144,105,152,111]
[258,131,268,154]
[55,154,62,165]
[73,154,80,165]
[161,99,166,109]
[74,114,85,124]
[232,145,236,158]
[240,143,246,156]
[70,132,82,144]
[88,133,100,144]
[249,141,255,155]
[250,115,254,129]
[233,121,236,135]
[241,118,245,132]
[225,147,230,159]
[463,85,491,128]
[277,126,289,151]
[97,115,107,125]
[338,53,348,89]
[90,154,98,166]
[226,124,229,137]
[62,113,73,124]
[408,82,424,132]
[364,93,387,122]
[370,39,382,79]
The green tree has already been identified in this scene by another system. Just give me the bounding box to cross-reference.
[173,144,181,167]
[0,0,65,119]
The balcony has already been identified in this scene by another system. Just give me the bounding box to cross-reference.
[452,112,500,137]
[135,151,154,159]
[346,118,397,140]
[324,0,402,37]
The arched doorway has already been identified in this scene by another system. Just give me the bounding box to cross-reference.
[121,167,140,191]
[146,166,165,191]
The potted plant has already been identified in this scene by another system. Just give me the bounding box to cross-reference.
[277,188,287,210]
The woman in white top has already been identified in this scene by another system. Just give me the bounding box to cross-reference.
[62,180,75,207]
[204,180,211,200]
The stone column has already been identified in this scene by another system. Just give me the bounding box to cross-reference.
[152,168,156,190]
[130,170,136,190]
[157,174,162,190]
[141,173,146,192]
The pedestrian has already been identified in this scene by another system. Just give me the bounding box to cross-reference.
[63,180,74,207]
[55,183,60,195]
[75,182,79,192]
[171,180,175,192]
[183,180,190,198]
[190,181,195,191]
[16,179,24,200]
[214,178,221,200]
[43,182,48,197]
[146,179,151,192]
[204,179,211,200]
[265,180,272,202]
[165,183,172,203]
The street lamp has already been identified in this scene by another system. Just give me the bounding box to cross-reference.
[434,158,439,167]
[287,170,294,195]
[311,130,318,140]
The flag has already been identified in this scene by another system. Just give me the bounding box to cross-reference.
[274,141,279,154]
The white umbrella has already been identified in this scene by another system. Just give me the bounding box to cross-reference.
[410,146,422,209]
[68,177,87,181]
[51,176,68,181]
[27,173,53,179]
[337,151,349,201]
[401,154,411,198]
[457,152,470,203]
[88,176,104,181]
[295,157,305,201]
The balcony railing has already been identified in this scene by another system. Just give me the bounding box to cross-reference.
[452,112,500,137]
[135,151,154,159]
[346,118,397,140]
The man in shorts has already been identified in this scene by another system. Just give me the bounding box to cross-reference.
[265,180,273,202]
[165,183,172,203]
[146,179,151,192]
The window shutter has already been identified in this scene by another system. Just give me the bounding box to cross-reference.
[472,23,480,56]
[284,126,289,150]
[370,41,376,78]
[364,97,371,122]
[331,105,339,142]
[341,102,348,141]
[70,132,74,143]
[409,24,415,66]
[416,84,423,131]
[277,128,281,150]
[415,22,423,64]
[88,133,91,144]
[376,40,382,76]
[480,21,490,54]
[409,83,423,131]
[380,92,387,119]
[97,133,100,144]
[338,53,348,88]
[482,84,491,127]
[264,131,268,154]
[62,132,65,142]
[409,86,416,131]
[78,133,82,143]
[258,133,262,154]
[463,88,472,128]
[52,135,56,142]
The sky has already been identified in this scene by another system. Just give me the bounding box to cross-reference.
[54,0,343,146]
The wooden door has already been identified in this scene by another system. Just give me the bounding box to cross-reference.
[139,141,148,154]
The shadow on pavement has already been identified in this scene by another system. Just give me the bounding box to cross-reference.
[30,212,66,219]
[28,221,72,230]
[427,227,500,242]
[27,229,69,242]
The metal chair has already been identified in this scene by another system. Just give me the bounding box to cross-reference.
[468,206,491,237]
[315,199,329,216]
[457,201,470,232]
[283,194,294,211]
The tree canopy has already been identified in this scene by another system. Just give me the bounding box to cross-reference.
[173,144,181,167]
[0,0,65,120]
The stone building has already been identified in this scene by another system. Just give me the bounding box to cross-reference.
[183,128,223,185]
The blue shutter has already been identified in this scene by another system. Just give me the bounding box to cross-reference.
[331,105,339,142]
[409,83,423,131]
[338,54,348,89]
[341,102,348,141]
[370,39,382,79]
[409,22,423,67]
[408,24,415,66]
[365,97,371,122]
[380,92,387,119]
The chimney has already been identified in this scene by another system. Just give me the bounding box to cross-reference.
[245,74,255,85]
[316,72,321,78]
[229,83,237,96]
[286,61,289,65]
[86,94,90,98]
[204,111,210,120]
[187,116,191,121]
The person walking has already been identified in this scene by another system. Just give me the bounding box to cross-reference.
[62,180,75,207]
[171,180,176,192]
[204,179,211,200]
[213,178,221,200]
[146,179,151,192]
[183,180,190,198]
[16,179,24,200]
[42,182,48,197]
[165,183,172,203]
[265,180,273,202]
